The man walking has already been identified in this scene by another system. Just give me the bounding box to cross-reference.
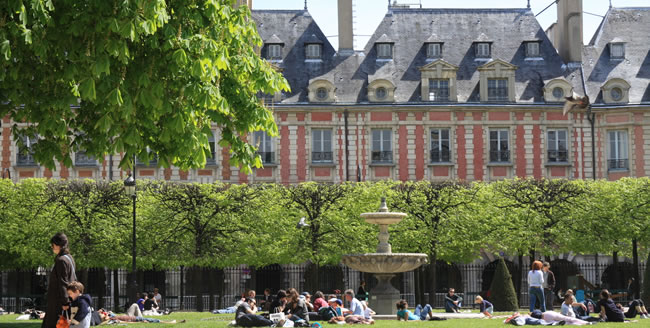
[542,262,556,310]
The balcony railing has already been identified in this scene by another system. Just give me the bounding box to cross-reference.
[312,151,333,163]
[608,159,629,170]
[257,151,275,164]
[75,152,97,166]
[371,151,393,163]
[430,150,451,163]
[547,150,568,163]
[16,152,36,166]
[489,150,510,163]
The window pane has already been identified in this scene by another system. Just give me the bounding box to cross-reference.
[383,130,392,151]
[372,130,381,151]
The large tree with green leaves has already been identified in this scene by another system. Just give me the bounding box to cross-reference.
[389,180,480,305]
[0,0,288,171]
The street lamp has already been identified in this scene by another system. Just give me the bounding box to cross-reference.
[124,174,137,303]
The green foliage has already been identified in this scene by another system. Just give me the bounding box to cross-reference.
[643,252,650,305]
[488,257,519,311]
[0,0,289,172]
[0,178,649,271]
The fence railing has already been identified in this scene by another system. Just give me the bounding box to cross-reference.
[0,260,644,312]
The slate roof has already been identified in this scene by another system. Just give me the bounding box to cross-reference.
[252,10,336,103]
[254,8,589,105]
[583,7,650,104]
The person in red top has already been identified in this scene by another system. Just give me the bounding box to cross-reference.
[312,291,328,311]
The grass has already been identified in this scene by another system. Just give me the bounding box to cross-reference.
[1,312,649,327]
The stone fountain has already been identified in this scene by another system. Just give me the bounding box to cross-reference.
[341,198,428,315]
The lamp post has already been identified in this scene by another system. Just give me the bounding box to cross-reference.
[124,173,137,303]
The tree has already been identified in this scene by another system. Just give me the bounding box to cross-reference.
[389,180,479,305]
[489,257,519,311]
[643,252,650,305]
[282,182,376,291]
[0,0,289,172]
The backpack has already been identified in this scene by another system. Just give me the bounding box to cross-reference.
[318,306,337,321]
[89,310,102,326]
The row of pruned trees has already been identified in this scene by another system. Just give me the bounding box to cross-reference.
[1,178,649,303]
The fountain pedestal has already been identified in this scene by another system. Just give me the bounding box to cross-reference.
[341,198,428,315]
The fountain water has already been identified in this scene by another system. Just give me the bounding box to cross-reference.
[341,198,428,315]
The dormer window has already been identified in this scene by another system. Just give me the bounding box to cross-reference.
[377,43,393,59]
[267,44,282,60]
[426,43,442,59]
[476,43,491,58]
[306,44,322,59]
[525,41,540,58]
[610,43,625,60]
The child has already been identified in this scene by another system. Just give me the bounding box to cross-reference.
[327,298,345,324]
[475,296,493,318]
[395,299,433,321]
[66,281,92,328]
[361,300,375,320]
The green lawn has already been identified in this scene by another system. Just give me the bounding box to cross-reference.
[1,312,649,327]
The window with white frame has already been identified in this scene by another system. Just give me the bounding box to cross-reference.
[430,128,451,163]
[487,78,508,102]
[306,44,321,59]
[254,131,275,164]
[610,43,625,59]
[205,132,217,165]
[16,134,37,166]
[377,43,393,59]
[428,79,450,102]
[476,43,491,58]
[267,44,282,60]
[426,43,442,58]
[547,129,568,163]
[489,129,510,163]
[312,129,333,163]
[525,42,540,57]
[371,129,392,163]
[608,130,628,170]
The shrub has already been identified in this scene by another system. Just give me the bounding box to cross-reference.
[488,257,519,311]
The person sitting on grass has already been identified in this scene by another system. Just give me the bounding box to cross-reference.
[560,294,600,323]
[396,299,434,321]
[235,297,275,327]
[284,288,309,324]
[325,298,345,324]
[66,281,92,328]
[597,289,626,322]
[444,288,462,313]
[270,290,287,314]
[475,296,493,318]
[143,292,161,316]
[312,291,328,312]
[343,289,364,317]
[616,299,649,319]
[361,301,375,321]
[561,289,595,317]
[98,310,182,324]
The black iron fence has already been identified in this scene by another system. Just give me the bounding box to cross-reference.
[0,259,644,313]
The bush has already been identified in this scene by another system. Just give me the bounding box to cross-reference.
[488,257,519,311]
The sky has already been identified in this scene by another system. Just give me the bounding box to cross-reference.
[252,0,644,50]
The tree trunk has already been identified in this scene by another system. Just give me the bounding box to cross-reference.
[414,266,422,306]
[180,266,184,310]
[113,269,119,312]
[632,239,640,299]
[427,257,437,306]
[613,251,620,289]
[97,269,106,309]
[517,254,523,306]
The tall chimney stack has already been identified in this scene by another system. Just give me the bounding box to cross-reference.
[555,0,583,63]
[337,0,354,54]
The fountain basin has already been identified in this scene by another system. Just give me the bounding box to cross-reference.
[360,212,407,225]
[341,253,428,273]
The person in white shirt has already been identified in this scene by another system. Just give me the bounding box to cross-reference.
[527,260,545,313]
[343,289,364,317]
[153,288,163,307]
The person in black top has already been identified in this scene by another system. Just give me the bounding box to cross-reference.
[270,290,287,314]
[143,292,159,312]
[597,289,625,322]
[444,288,462,313]
[357,280,368,301]
[542,262,556,310]
[236,298,274,327]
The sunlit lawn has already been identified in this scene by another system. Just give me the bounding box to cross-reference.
[1,312,648,327]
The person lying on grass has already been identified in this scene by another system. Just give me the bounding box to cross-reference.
[98,310,183,324]
[474,296,493,318]
[395,299,434,321]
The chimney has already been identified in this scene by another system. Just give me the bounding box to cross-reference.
[337,0,354,54]
[555,0,583,63]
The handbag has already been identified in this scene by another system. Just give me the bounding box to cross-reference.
[56,310,70,328]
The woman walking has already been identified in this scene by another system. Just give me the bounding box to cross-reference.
[528,260,545,313]
[42,233,77,328]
